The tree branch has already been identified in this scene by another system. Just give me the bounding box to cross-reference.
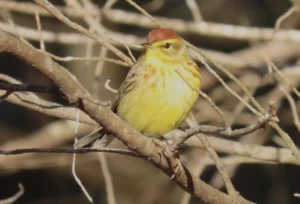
[0,147,139,157]
[0,82,59,94]
[171,101,278,149]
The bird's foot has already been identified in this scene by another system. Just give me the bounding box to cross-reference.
[152,138,183,179]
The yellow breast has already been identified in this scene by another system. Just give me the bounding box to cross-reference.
[117,57,201,137]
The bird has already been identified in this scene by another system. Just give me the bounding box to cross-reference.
[76,28,201,148]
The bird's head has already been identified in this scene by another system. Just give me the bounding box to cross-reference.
[141,28,187,58]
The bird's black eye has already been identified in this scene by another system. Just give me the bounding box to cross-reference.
[164,43,171,49]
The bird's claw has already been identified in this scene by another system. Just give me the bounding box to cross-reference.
[152,138,183,179]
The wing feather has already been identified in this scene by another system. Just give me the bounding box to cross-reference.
[76,53,146,148]
[111,54,146,112]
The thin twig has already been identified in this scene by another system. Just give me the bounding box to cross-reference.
[0,147,139,157]
[268,59,300,98]
[4,1,300,42]
[125,0,163,27]
[172,101,277,148]
[98,153,117,204]
[0,8,31,46]
[105,79,118,94]
[227,90,255,126]
[199,90,228,128]
[185,0,202,22]
[93,47,108,99]
[125,44,136,63]
[94,47,108,80]
[33,0,133,66]
[191,43,300,164]
[0,0,99,17]
[34,11,45,51]
[0,74,98,125]
[84,26,95,66]
[0,183,24,204]
[279,85,300,131]
[175,69,228,127]
[180,135,298,165]
[0,20,288,70]
[72,109,94,204]
[187,114,238,196]
[272,6,297,40]
[262,1,300,164]
[193,48,260,116]
[89,33,117,204]
[0,83,59,94]
[202,156,276,166]
[48,52,130,67]
[72,152,94,203]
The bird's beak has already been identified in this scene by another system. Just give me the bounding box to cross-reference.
[141,42,151,48]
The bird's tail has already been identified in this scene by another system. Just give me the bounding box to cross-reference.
[75,128,113,148]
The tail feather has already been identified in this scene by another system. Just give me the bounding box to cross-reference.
[75,128,112,148]
[92,134,114,148]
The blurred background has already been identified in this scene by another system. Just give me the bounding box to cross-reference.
[1,0,300,203]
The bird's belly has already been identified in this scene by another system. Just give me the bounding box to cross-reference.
[117,75,199,137]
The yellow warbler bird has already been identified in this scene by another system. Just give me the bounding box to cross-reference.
[76,28,201,147]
